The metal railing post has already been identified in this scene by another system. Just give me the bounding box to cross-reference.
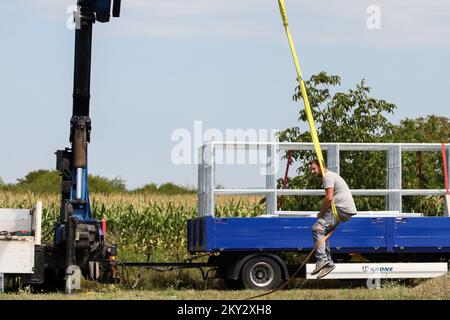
[266,144,278,215]
[197,146,205,217]
[446,145,450,189]
[445,144,450,217]
[204,146,212,216]
[204,145,215,216]
[327,144,340,174]
[386,145,402,212]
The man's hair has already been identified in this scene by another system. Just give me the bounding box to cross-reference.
[309,159,326,168]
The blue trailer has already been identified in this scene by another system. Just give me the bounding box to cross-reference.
[186,142,450,289]
[188,216,450,254]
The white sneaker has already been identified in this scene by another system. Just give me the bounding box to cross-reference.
[311,261,329,276]
[317,264,336,279]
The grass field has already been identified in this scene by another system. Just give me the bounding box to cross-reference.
[0,274,448,300]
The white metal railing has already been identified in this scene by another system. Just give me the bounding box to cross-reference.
[197,142,450,217]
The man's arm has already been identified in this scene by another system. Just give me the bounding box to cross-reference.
[318,187,334,218]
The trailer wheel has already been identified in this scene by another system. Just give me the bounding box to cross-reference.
[241,256,283,290]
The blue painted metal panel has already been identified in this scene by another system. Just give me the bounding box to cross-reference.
[393,217,450,251]
[209,217,311,251]
[386,218,395,253]
[187,220,193,252]
[187,216,450,254]
[209,217,384,251]
[187,217,208,251]
[332,217,386,250]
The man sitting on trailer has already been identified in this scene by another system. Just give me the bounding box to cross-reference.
[309,159,357,279]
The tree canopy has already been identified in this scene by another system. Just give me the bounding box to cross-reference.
[277,72,449,216]
[0,170,194,195]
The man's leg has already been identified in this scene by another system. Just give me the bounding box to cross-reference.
[324,213,338,265]
[317,210,352,279]
[311,210,336,274]
[324,209,352,266]
[312,220,327,263]
[324,237,334,267]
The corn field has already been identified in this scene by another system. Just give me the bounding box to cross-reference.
[1,190,444,263]
[0,191,265,262]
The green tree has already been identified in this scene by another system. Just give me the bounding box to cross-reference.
[278,72,449,215]
[133,182,195,195]
[15,170,62,193]
[133,183,158,194]
[88,175,127,193]
[392,115,450,143]
[157,183,195,195]
[391,115,450,215]
[278,72,396,212]
[4,170,127,194]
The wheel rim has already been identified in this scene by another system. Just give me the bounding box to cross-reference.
[249,262,275,287]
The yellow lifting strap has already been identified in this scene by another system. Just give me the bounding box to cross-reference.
[277,0,340,222]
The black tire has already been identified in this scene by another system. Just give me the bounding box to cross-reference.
[241,256,283,290]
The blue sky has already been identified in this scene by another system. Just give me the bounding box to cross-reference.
[1,0,449,190]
